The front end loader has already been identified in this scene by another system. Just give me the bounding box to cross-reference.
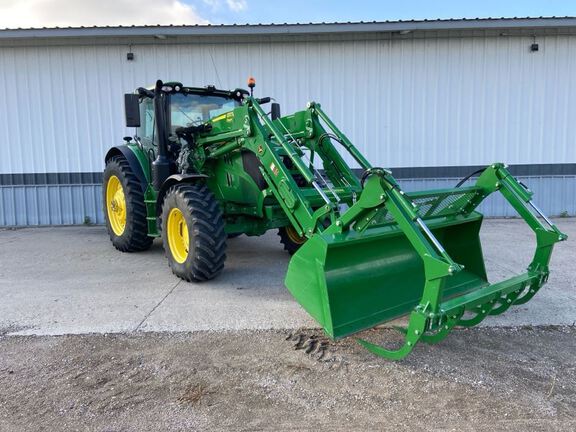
[103,79,566,360]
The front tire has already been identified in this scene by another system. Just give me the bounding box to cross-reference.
[161,183,227,282]
[278,226,307,255]
[103,155,153,252]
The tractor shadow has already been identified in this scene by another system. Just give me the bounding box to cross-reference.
[143,231,293,297]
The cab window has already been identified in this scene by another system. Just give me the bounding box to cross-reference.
[138,98,156,146]
[170,93,239,131]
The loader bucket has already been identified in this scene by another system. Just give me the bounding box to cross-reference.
[285,212,488,339]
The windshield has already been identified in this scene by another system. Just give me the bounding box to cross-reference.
[170,93,239,129]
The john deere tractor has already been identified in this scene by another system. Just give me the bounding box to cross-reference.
[103,79,566,359]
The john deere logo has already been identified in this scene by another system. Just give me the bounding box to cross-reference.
[212,112,235,123]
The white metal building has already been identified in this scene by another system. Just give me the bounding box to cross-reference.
[1,17,575,225]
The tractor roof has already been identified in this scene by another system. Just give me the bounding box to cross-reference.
[139,82,248,101]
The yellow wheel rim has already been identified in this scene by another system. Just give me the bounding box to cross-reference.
[106,175,126,236]
[167,208,189,264]
[285,226,306,245]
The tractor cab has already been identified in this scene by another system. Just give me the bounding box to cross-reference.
[126,82,247,147]
[123,81,249,190]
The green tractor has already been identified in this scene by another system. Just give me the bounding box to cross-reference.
[103,79,566,359]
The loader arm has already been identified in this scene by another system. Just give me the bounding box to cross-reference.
[198,98,366,237]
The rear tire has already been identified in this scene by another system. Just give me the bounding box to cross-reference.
[278,226,307,255]
[161,183,227,282]
[103,155,153,252]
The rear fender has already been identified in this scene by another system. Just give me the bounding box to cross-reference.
[156,174,209,216]
[105,145,149,193]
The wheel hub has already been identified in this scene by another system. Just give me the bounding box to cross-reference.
[167,208,189,264]
[106,175,127,235]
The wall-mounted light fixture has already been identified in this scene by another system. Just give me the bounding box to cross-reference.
[530,35,539,52]
[127,44,134,61]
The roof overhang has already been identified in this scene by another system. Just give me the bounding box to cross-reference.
[1,17,576,48]
[1,17,576,40]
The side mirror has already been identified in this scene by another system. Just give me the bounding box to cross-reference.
[271,103,281,120]
[124,94,141,127]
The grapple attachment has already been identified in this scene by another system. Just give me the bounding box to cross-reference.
[285,164,567,360]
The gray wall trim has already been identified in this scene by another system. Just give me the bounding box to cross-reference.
[1,164,575,186]
[0,172,103,186]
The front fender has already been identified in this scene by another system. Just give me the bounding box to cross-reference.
[156,173,209,216]
[105,145,149,193]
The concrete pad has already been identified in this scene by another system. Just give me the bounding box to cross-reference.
[0,226,314,335]
[478,219,575,327]
[0,219,573,336]
[0,227,180,334]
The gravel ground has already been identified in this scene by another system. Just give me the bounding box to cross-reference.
[1,327,575,431]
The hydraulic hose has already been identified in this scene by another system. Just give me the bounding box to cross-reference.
[455,168,486,187]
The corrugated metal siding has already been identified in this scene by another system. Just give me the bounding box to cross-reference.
[1,33,575,224]
[0,185,103,225]
[1,176,573,225]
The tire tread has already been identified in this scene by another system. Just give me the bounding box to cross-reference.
[103,155,153,252]
[162,183,227,282]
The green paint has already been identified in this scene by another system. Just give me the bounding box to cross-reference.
[114,88,567,360]
[127,143,151,182]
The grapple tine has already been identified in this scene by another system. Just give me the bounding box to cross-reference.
[420,308,464,344]
[356,338,416,361]
[355,312,427,361]
[489,289,522,315]
[513,280,544,305]
[457,304,494,328]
